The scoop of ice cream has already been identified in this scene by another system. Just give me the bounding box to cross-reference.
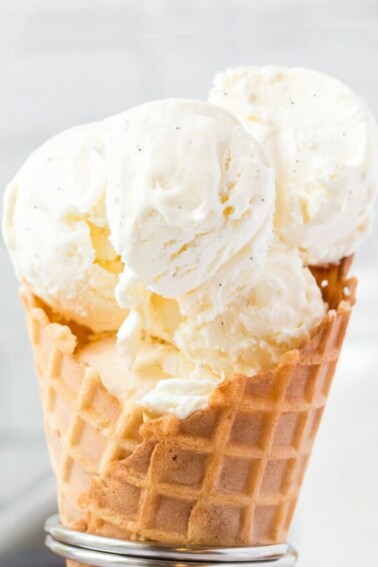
[174,241,326,378]
[209,66,378,265]
[104,99,275,305]
[177,219,272,324]
[2,123,126,332]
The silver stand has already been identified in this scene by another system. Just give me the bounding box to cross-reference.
[45,515,297,566]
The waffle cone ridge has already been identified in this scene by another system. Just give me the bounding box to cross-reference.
[21,258,356,550]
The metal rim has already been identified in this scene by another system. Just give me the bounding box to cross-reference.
[45,535,298,567]
[45,515,291,562]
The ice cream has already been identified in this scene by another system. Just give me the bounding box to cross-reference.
[99,100,324,418]
[104,99,275,301]
[3,91,370,421]
[76,334,220,420]
[138,240,326,418]
[2,123,126,332]
[76,335,172,404]
[173,241,326,379]
[75,240,326,420]
[209,66,378,265]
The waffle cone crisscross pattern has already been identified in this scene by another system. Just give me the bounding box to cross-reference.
[22,258,356,556]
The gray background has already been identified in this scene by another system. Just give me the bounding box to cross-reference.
[0,1,377,565]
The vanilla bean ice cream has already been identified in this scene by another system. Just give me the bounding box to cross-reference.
[104,100,275,301]
[173,241,326,379]
[2,123,126,332]
[4,84,374,421]
[139,240,325,418]
[209,66,378,265]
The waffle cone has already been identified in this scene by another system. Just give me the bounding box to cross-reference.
[21,258,356,556]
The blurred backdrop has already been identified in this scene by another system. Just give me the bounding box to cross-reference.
[0,1,377,566]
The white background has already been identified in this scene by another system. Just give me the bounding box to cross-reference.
[0,1,377,565]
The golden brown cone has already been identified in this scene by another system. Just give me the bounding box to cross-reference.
[21,258,356,560]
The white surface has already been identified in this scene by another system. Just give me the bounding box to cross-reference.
[0,1,377,564]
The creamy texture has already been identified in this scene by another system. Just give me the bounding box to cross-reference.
[5,87,372,421]
[209,66,378,265]
[140,377,219,419]
[76,334,221,419]
[2,123,126,332]
[104,99,275,369]
[104,100,275,302]
[76,336,171,404]
[139,241,326,418]
[174,241,326,378]
[105,240,326,419]
[177,220,272,324]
